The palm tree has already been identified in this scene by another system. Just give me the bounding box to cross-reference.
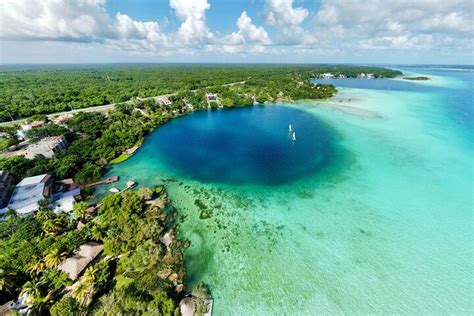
[73,201,89,219]
[71,281,93,306]
[90,224,104,241]
[21,281,53,315]
[42,218,63,235]
[34,209,53,222]
[26,260,46,275]
[44,248,67,268]
[28,291,54,315]
[0,268,17,294]
[83,266,97,286]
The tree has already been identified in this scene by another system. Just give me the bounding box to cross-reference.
[5,208,17,219]
[71,281,93,307]
[50,297,86,316]
[37,199,51,209]
[90,224,104,241]
[43,248,67,268]
[42,218,63,236]
[74,162,102,184]
[73,201,89,219]
[149,291,175,315]
[0,268,17,294]
[27,260,46,275]
[34,209,54,222]
[21,280,54,315]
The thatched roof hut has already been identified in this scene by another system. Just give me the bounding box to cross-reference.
[57,242,103,280]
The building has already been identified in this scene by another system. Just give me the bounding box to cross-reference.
[57,242,104,280]
[51,187,81,213]
[51,114,73,124]
[18,120,45,139]
[25,136,68,159]
[159,96,172,106]
[5,174,53,215]
[206,93,218,101]
[0,170,13,208]
[320,73,335,79]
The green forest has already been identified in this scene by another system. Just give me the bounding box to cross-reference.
[0,186,210,315]
[0,64,401,121]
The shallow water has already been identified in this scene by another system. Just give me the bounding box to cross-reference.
[106,66,473,314]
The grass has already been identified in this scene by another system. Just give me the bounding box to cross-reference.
[110,153,132,164]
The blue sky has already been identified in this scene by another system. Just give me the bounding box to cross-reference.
[0,0,472,64]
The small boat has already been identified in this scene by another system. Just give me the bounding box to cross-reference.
[292,132,296,141]
[109,187,120,193]
[288,124,293,132]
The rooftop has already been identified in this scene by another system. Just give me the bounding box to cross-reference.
[6,174,51,214]
[57,242,104,280]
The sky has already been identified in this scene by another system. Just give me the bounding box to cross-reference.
[0,0,472,64]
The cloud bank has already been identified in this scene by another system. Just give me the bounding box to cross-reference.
[0,0,472,63]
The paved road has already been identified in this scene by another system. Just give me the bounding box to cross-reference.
[0,93,172,127]
[0,80,246,127]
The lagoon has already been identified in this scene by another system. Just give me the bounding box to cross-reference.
[106,66,474,314]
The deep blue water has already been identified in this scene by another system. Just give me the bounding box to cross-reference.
[144,105,337,185]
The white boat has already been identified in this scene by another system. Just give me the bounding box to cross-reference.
[288,124,293,132]
[292,132,296,141]
[109,187,120,193]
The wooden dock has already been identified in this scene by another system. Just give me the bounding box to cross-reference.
[83,176,119,188]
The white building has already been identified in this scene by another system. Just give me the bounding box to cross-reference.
[51,188,81,213]
[25,136,68,159]
[3,174,52,215]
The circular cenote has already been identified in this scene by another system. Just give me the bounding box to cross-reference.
[132,105,338,186]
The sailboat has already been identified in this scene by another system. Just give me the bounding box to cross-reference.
[292,132,296,141]
[288,124,293,133]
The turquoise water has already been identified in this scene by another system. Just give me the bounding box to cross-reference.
[106,67,473,314]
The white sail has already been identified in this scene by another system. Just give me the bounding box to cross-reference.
[292,132,296,141]
[288,124,292,132]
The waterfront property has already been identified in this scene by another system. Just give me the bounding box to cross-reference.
[4,174,53,215]
[57,242,104,280]
[159,96,172,106]
[51,187,82,213]
[25,136,68,159]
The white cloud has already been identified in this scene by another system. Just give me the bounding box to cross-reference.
[0,0,472,63]
[265,0,308,27]
[264,0,313,44]
[312,0,473,51]
[169,0,214,46]
[0,0,111,41]
[223,11,272,46]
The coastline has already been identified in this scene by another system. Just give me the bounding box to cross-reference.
[112,69,473,314]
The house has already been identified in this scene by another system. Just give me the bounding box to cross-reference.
[0,170,13,208]
[206,93,218,101]
[320,73,335,79]
[18,120,45,139]
[57,242,104,280]
[4,174,53,215]
[51,187,81,213]
[25,136,68,159]
[51,114,73,124]
[159,96,172,106]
